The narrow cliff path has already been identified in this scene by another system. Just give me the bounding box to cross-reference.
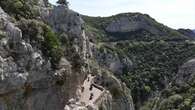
[80,74,104,106]
[65,74,105,110]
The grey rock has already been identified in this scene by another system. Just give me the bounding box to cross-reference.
[45,5,84,35]
[97,71,135,110]
[0,6,66,110]
[106,15,160,35]
[91,44,132,74]
[44,5,90,67]
[177,58,195,84]
[0,3,134,110]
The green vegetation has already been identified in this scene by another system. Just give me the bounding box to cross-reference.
[41,25,63,68]
[0,0,39,19]
[154,81,195,110]
[85,24,107,42]
[83,15,115,42]
[84,12,195,110]
[1,2,193,109]
[0,31,6,40]
[95,40,195,109]
[19,20,63,68]
[110,87,123,98]
[83,13,187,42]
[116,41,195,107]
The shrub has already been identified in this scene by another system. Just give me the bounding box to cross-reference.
[42,25,60,49]
[144,86,151,93]
[110,87,122,98]
[0,31,6,40]
[18,19,40,41]
[183,98,192,107]
[168,94,183,105]
[42,25,63,68]
[118,41,195,104]
[19,20,63,68]
[0,0,36,19]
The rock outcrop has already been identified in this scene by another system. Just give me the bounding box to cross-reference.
[105,14,160,35]
[0,1,134,110]
[44,5,90,70]
[178,29,195,39]
[91,43,132,74]
[0,3,87,110]
[177,59,195,84]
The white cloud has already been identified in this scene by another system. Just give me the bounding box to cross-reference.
[49,0,195,29]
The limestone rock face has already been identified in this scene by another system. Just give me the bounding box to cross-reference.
[105,15,160,35]
[0,2,93,109]
[91,44,132,74]
[0,6,65,110]
[44,5,90,66]
[0,2,135,110]
[177,59,195,84]
[45,5,84,35]
[99,72,134,110]
[0,6,29,94]
[0,5,84,110]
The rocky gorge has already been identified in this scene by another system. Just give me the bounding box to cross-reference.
[0,0,134,110]
[0,0,195,110]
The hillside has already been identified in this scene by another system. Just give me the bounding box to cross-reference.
[83,13,188,42]
[178,29,195,39]
[84,13,195,110]
[0,0,195,110]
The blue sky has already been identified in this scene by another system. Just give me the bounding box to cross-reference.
[49,0,195,29]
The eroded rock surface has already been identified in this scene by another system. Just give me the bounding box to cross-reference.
[0,1,134,110]
[105,15,160,35]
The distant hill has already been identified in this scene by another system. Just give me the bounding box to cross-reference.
[83,13,195,109]
[83,13,188,42]
[178,29,195,39]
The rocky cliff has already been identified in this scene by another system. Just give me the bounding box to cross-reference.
[0,0,195,110]
[0,0,134,110]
